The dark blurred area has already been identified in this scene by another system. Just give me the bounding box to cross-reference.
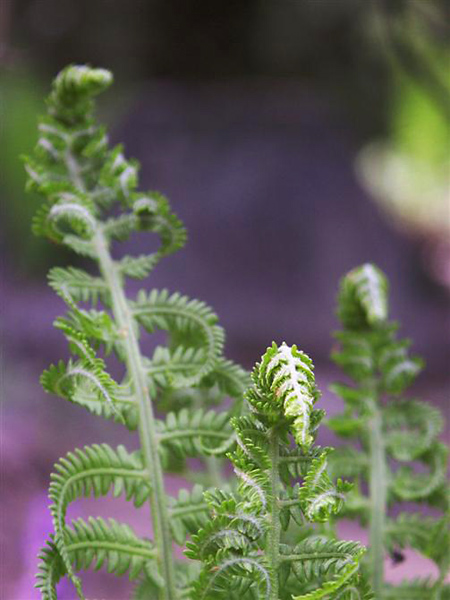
[1,1,449,598]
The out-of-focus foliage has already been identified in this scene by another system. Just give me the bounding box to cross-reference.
[357,55,450,239]
[357,2,450,239]
[0,68,55,272]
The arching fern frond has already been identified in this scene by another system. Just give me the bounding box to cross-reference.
[132,289,224,387]
[36,517,159,600]
[390,441,448,501]
[48,266,109,305]
[41,357,124,422]
[383,399,443,461]
[48,443,150,594]
[286,538,365,600]
[298,451,352,522]
[157,408,235,461]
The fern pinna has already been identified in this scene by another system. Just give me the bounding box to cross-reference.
[186,342,370,600]
[329,264,450,599]
[25,65,249,600]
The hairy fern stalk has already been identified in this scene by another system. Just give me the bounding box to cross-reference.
[328,264,450,599]
[25,65,250,600]
[186,342,371,600]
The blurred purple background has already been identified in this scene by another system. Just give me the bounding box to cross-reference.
[1,1,449,598]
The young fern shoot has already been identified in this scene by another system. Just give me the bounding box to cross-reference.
[187,342,370,600]
[26,65,249,600]
[329,264,450,599]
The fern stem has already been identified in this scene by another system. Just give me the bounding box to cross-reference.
[93,230,178,600]
[368,401,386,597]
[64,143,178,599]
[267,427,281,600]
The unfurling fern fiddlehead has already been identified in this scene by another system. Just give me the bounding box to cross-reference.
[187,342,370,600]
[26,65,249,600]
[329,264,450,599]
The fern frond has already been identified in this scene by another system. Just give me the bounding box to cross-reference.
[337,263,388,330]
[48,443,150,592]
[48,266,109,305]
[169,485,210,545]
[284,538,365,600]
[35,539,65,600]
[70,378,138,428]
[251,342,318,450]
[298,451,352,522]
[383,399,442,461]
[118,253,160,280]
[188,344,361,599]
[157,408,235,461]
[47,65,113,125]
[36,517,158,600]
[278,445,325,483]
[390,441,448,501]
[41,357,124,422]
[326,446,368,480]
[132,192,187,258]
[190,554,269,600]
[29,64,257,600]
[204,357,251,400]
[133,289,224,386]
[66,516,158,579]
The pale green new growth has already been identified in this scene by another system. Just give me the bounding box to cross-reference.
[186,342,369,600]
[329,263,450,599]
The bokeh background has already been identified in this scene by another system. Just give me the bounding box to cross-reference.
[1,1,449,598]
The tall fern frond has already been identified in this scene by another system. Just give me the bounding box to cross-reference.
[36,517,160,600]
[330,263,449,597]
[26,64,249,600]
